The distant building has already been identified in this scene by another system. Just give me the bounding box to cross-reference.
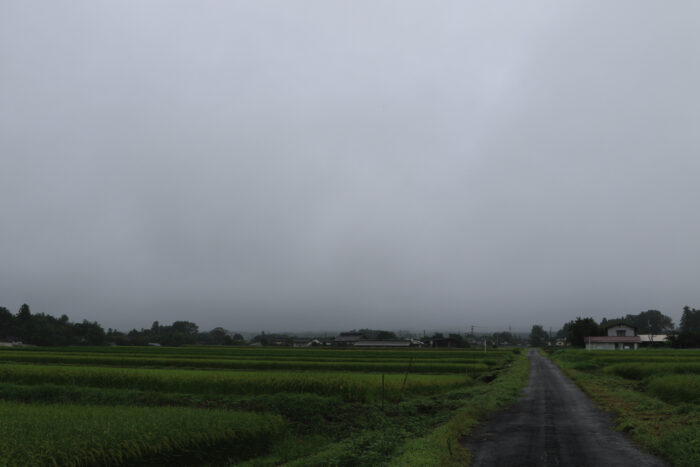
[585,323,641,350]
[331,334,423,348]
[353,340,411,348]
[637,334,669,345]
[333,333,365,346]
[292,338,322,347]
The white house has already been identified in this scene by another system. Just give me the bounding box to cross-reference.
[585,323,641,350]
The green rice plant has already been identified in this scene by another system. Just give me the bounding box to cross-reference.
[0,352,493,374]
[0,364,467,402]
[0,347,515,361]
[0,400,283,466]
[647,374,700,404]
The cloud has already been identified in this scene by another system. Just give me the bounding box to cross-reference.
[1,1,698,332]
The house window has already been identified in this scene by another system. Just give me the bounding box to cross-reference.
[616,330,626,336]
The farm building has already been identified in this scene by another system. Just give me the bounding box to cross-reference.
[353,340,412,348]
[585,323,641,350]
[637,334,670,345]
[292,338,323,347]
[333,333,365,346]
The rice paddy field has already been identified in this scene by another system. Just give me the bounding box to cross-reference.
[0,345,529,466]
[549,348,700,467]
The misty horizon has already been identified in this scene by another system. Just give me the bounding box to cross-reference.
[2,1,698,334]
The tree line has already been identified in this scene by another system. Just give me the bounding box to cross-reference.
[0,304,244,347]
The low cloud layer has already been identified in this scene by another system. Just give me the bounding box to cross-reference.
[2,1,699,332]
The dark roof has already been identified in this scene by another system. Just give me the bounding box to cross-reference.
[353,340,411,347]
[585,336,641,343]
[334,335,363,342]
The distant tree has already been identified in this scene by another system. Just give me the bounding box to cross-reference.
[0,307,14,338]
[17,304,31,321]
[356,329,396,340]
[73,320,106,345]
[206,327,230,345]
[492,331,523,346]
[28,314,68,346]
[561,317,600,347]
[680,306,700,334]
[376,330,397,340]
[670,306,700,348]
[171,321,198,336]
[15,304,33,342]
[555,324,569,340]
[251,333,290,346]
[448,333,468,348]
[529,325,549,347]
[624,310,674,335]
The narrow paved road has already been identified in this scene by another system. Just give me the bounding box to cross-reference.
[464,349,666,467]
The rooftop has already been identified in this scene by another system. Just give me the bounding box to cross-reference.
[585,336,641,343]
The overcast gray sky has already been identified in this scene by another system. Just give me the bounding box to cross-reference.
[1,1,699,333]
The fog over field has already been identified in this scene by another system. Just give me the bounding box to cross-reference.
[1,1,699,333]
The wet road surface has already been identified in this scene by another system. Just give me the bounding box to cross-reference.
[463,349,666,467]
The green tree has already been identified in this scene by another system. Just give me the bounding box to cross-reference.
[529,325,549,347]
[448,333,467,348]
[624,310,674,335]
[207,327,230,345]
[0,307,14,338]
[73,320,106,345]
[16,304,33,342]
[680,306,700,334]
[376,330,397,340]
[232,333,245,343]
[561,317,600,347]
[16,304,31,322]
